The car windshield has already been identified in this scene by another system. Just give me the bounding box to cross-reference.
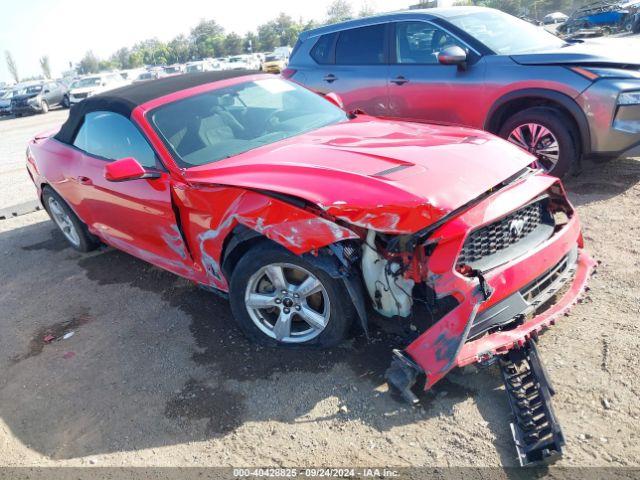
[448,10,567,54]
[138,73,154,80]
[265,55,280,62]
[186,64,203,72]
[151,78,348,168]
[25,85,43,94]
[77,77,102,88]
[165,66,180,73]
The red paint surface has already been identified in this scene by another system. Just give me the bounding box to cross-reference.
[27,76,592,389]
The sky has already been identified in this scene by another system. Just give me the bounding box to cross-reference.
[0,0,415,84]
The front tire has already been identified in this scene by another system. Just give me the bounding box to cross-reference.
[499,106,579,178]
[40,100,49,114]
[229,242,355,348]
[42,186,100,252]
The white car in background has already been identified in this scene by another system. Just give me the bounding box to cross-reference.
[163,64,184,76]
[185,60,215,73]
[68,73,128,105]
[119,68,146,81]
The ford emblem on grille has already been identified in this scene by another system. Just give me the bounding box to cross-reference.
[509,218,526,238]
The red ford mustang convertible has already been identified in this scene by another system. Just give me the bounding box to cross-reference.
[27,71,594,465]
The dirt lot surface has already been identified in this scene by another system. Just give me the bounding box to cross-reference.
[0,110,639,469]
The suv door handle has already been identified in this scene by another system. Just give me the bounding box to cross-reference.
[323,74,337,83]
[390,75,409,85]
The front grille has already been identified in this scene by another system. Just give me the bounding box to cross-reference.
[72,93,88,99]
[457,199,553,271]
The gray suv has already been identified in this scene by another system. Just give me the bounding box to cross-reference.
[287,7,640,177]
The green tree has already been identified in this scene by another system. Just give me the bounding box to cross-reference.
[224,33,243,56]
[5,51,19,83]
[168,34,191,63]
[358,1,376,17]
[77,51,99,74]
[256,13,303,51]
[243,32,259,53]
[190,19,225,58]
[39,55,52,78]
[326,0,353,24]
[112,47,131,69]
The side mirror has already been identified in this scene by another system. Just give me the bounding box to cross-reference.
[438,46,468,69]
[44,89,50,94]
[104,157,161,182]
[324,92,344,110]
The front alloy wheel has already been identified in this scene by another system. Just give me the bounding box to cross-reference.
[228,243,355,348]
[507,123,560,173]
[245,263,330,343]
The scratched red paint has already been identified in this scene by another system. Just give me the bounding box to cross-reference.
[26,74,593,393]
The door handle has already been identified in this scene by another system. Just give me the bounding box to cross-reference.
[390,75,409,85]
[75,176,93,186]
[323,74,337,83]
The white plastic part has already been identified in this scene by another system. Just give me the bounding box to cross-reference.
[361,230,415,318]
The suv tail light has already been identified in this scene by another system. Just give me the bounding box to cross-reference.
[281,68,297,79]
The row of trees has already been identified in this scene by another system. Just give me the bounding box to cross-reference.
[76,0,376,74]
[4,0,590,82]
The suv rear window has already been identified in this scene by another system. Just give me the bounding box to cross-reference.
[310,33,337,64]
[335,24,386,65]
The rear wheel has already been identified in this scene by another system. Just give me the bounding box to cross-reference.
[499,107,579,178]
[42,186,100,252]
[229,243,355,347]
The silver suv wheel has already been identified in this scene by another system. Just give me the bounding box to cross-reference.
[508,123,560,173]
[244,262,330,343]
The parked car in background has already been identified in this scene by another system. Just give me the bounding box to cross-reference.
[288,6,640,177]
[11,81,66,116]
[0,89,13,115]
[134,70,167,83]
[119,68,147,81]
[262,53,288,73]
[163,64,184,76]
[185,60,216,73]
[228,55,252,70]
[544,12,569,24]
[68,73,128,105]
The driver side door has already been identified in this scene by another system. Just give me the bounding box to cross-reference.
[64,111,194,277]
[387,21,487,128]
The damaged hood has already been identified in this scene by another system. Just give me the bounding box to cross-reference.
[511,39,640,67]
[184,118,535,233]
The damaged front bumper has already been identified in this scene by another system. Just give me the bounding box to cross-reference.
[386,174,596,394]
[388,245,594,394]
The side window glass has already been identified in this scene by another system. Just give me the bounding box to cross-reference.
[395,22,465,64]
[73,111,158,168]
[310,33,337,64]
[335,24,386,65]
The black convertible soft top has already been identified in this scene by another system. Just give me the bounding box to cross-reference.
[55,70,260,144]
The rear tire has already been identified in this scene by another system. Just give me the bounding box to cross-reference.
[499,106,579,178]
[229,242,355,348]
[42,186,100,252]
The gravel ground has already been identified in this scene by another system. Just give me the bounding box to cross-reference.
[0,111,638,469]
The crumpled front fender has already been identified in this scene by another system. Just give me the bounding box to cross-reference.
[173,184,359,290]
